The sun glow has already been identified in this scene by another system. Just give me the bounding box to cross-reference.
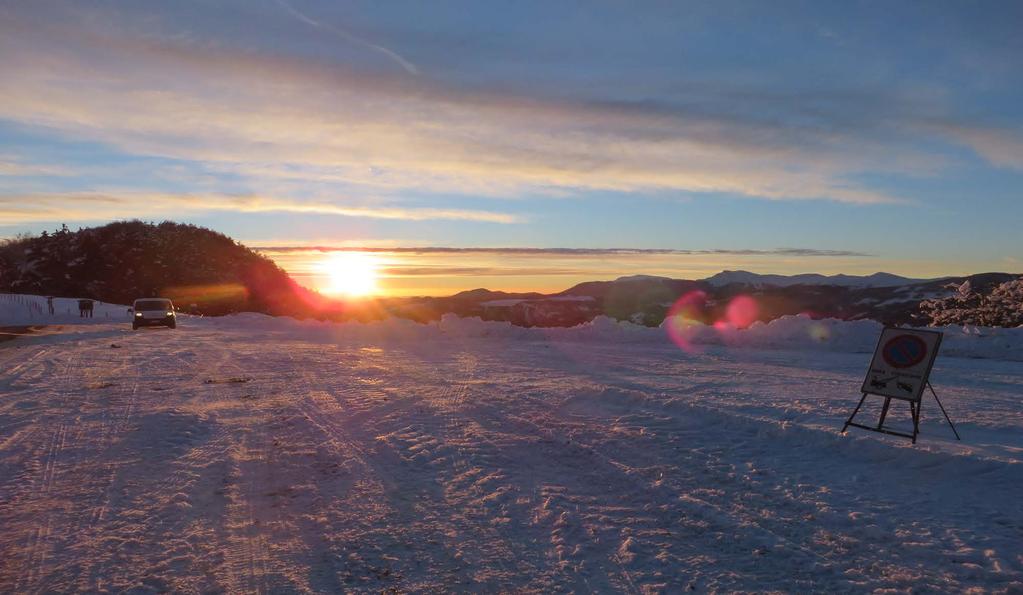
[320,252,380,297]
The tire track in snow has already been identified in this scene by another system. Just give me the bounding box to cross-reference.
[281,344,475,590]
[448,343,809,590]
[223,439,273,595]
[82,342,143,530]
[209,339,308,594]
[509,341,1023,591]
[159,334,261,594]
[3,331,186,591]
[0,346,53,389]
[0,345,51,452]
[498,346,825,589]
[15,423,65,591]
[8,348,80,593]
[372,350,563,589]
[68,329,243,591]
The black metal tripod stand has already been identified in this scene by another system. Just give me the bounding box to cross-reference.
[842,382,960,444]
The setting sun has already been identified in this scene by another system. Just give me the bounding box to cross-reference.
[320,252,380,297]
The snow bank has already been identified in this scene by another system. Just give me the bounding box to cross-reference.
[4,293,1019,361]
[191,310,1023,362]
[0,293,132,326]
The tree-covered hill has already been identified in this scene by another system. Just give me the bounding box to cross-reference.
[0,221,318,316]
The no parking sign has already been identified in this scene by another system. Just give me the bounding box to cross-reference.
[861,327,942,402]
[844,326,959,443]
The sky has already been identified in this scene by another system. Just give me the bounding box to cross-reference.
[1,0,1021,295]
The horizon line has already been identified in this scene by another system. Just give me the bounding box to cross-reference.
[254,246,874,258]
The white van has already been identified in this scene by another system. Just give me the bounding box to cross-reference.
[131,298,177,330]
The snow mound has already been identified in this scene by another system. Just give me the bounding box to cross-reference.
[4,293,1019,361]
[0,293,132,326]
[192,311,1023,362]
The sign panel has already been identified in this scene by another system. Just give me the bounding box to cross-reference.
[861,327,942,402]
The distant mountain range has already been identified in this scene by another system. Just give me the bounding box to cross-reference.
[702,270,936,288]
[388,271,1018,328]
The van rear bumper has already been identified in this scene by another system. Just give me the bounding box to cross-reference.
[133,317,175,327]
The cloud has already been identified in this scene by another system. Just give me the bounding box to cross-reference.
[265,245,877,290]
[257,246,871,257]
[293,266,597,278]
[0,193,522,224]
[932,123,1023,170]
[0,155,73,177]
[0,11,916,205]
[275,0,418,75]
[0,1,1019,213]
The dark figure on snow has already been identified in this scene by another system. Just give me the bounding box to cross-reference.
[78,299,94,318]
[47,296,55,315]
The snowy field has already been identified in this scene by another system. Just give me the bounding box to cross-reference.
[1,295,1022,592]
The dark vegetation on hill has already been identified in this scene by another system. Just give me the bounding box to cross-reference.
[0,221,317,316]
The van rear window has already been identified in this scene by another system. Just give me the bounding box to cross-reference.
[136,300,171,311]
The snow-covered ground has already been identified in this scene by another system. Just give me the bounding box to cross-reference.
[1,295,1022,592]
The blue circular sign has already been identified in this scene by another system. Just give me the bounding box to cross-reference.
[882,334,927,368]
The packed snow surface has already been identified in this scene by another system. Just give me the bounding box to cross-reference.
[1,295,1022,592]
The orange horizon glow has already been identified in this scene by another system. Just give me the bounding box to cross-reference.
[260,246,1007,299]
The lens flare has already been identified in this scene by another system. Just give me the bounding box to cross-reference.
[162,283,249,313]
[725,295,759,329]
[808,321,831,342]
[665,290,707,352]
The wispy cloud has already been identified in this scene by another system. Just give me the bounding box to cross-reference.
[0,0,1020,223]
[290,266,598,278]
[265,245,880,293]
[0,11,926,205]
[0,155,73,177]
[257,246,871,257]
[0,193,521,224]
[275,0,418,75]
[931,123,1023,170]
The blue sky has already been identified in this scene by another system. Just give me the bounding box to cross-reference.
[1,0,1021,291]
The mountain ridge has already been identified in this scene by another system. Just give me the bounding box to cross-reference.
[703,270,939,288]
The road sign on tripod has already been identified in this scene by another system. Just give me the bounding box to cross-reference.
[842,327,960,444]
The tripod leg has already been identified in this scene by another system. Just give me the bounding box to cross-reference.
[910,400,920,444]
[877,397,892,430]
[842,393,868,433]
[927,382,961,441]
